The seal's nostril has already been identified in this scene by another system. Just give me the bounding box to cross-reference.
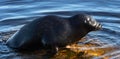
[98,24,102,29]
[95,23,102,30]
[100,25,102,28]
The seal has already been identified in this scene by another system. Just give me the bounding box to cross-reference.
[6,14,102,52]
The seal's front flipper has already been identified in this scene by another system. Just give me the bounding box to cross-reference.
[42,46,59,58]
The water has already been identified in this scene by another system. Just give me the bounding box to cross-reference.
[0,0,120,59]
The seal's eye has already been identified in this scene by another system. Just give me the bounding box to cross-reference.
[84,17,93,24]
[87,17,91,21]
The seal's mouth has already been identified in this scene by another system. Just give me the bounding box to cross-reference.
[94,22,102,30]
[85,16,102,31]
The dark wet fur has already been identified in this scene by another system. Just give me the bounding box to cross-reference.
[6,14,102,53]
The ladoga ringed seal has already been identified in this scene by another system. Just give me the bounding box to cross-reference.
[6,14,102,52]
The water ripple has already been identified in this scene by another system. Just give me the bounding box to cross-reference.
[0,0,120,59]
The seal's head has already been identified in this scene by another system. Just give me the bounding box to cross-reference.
[84,14,102,31]
[70,14,102,31]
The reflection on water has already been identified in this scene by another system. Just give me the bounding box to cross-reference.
[64,38,117,59]
[0,31,119,59]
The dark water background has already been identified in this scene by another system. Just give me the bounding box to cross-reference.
[0,0,120,59]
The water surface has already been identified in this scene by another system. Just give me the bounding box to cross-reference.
[0,0,120,59]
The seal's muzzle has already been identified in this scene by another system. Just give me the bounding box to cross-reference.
[84,15,102,31]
